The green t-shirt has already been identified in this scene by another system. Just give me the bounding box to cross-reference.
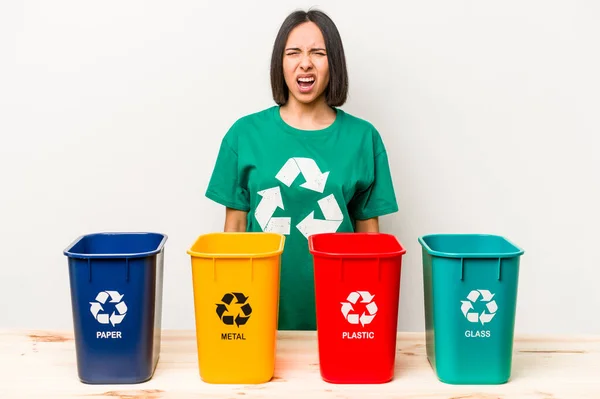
[205,105,398,330]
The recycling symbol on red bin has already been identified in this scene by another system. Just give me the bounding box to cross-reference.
[341,291,377,327]
[461,289,498,325]
[89,291,127,327]
[216,292,252,327]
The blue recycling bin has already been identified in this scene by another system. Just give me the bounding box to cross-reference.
[63,232,167,384]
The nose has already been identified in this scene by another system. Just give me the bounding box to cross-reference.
[299,53,313,70]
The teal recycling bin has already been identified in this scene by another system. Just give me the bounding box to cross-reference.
[418,234,524,384]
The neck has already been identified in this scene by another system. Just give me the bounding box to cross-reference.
[279,96,336,130]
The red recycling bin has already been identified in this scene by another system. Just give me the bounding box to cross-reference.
[308,232,406,384]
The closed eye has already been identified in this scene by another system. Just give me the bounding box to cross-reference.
[284,47,327,56]
[285,47,301,56]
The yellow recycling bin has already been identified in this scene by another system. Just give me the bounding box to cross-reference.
[187,232,285,384]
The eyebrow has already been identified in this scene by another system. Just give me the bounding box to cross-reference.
[285,47,327,52]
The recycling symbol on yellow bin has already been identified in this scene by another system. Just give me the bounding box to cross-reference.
[216,292,252,328]
[254,157,344,238]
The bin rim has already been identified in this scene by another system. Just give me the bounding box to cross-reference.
[308,232,406,258]
[186,232,285,259]
[63,232,168,259]
[417,233,524,259]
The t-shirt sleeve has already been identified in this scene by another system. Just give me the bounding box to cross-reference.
[205,131,250,212]
[348,132,399,220]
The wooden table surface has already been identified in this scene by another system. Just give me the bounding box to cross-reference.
[0,330,598,398]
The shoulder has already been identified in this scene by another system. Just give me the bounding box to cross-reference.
[336,108,387,155]
[229,106,276,132]
[337,108,375,130]
[223,106,275,147]
[222,106,277,146]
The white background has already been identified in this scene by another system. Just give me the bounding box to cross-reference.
[1,1,598,334]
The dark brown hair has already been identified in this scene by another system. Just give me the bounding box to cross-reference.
[270,9,349,106]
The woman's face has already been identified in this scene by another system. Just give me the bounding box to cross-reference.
[282,22,330,106]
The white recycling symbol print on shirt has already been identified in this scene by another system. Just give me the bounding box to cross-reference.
[89,290,128,327]
[341,291,377,327]
[255,157,344,238]
[461,289,498,325]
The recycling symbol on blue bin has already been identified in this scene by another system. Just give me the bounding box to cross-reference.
[216,292,252,327]
[89,290,128,327]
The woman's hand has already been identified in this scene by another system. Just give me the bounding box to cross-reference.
[224,207,248,232]
[355,217,379,233]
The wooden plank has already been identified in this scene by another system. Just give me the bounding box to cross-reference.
[0,330,598,398]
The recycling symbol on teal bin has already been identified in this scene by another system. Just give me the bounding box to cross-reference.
[216,292,252,327]
[461,289,498,325]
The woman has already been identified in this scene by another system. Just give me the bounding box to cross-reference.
[205,9,398,330]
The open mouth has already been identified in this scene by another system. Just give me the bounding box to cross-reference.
[297,76,315,93]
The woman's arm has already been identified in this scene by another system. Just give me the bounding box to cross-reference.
[224,207,248,232]
[355,217,379,233]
